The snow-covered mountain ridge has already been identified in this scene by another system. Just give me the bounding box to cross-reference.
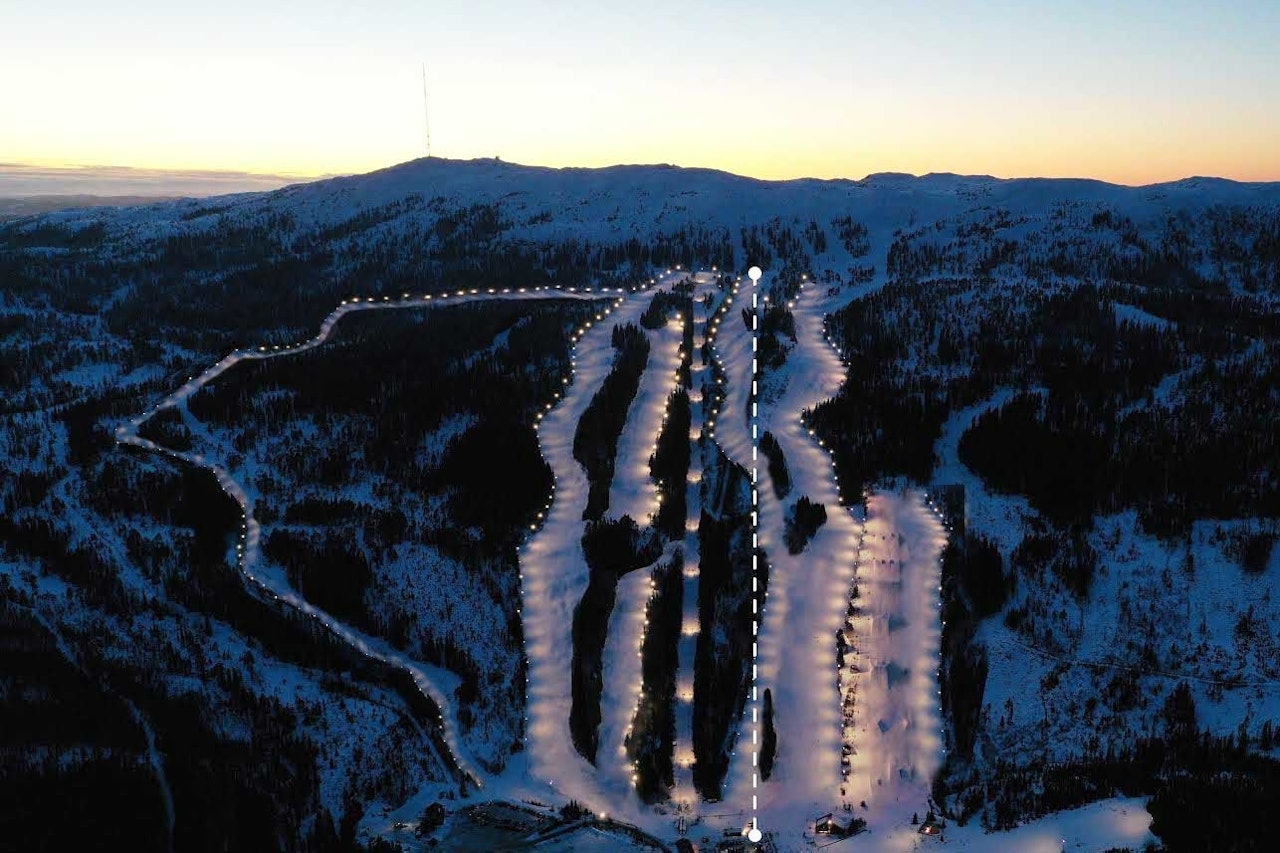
[25,156,1280,246]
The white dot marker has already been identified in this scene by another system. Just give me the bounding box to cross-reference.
[748,827,763,843]
[748,265,762,282]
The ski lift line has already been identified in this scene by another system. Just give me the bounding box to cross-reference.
[746,264,762,839]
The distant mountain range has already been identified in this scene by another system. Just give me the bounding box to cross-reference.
[5,156,1277,224]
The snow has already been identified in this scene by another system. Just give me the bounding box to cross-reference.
[115,283,619,798]
[933,382,1280,787]
[512,275,670,822]
[845,491,948,831]
[931,387,1042,558]
[723,277,861,826]
[497,268,758,843]
[18,158,1280,848]
[705,277,751,473]
[710,276,948,850]
[104,263,776,845]
[597,552,666,797]
[414,412,477,473]
[37,155,1274,294]
[1112,302,1171,330]
[21,602,177,848]
[51,360,119,389]
[904,796,1155,852]
[598,274,718,805]
[607,298,687,525]
[670,280,723,804]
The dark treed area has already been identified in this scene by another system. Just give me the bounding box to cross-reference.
[691,448,761,799]
[626,553,684,803]
[807,201,1280,848]
[0,283,599,848]
[177,298,601,777]
[570,517,663,764]
[759,430,791,499]
[783,495,827,555]
[574,323,651,521]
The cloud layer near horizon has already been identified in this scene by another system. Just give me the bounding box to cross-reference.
[0,164,335,198]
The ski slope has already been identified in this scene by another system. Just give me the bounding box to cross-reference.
[107,260,1144,851]
[722,278,863,843]
[671,277,725,807]
[116,284,619,794]
[19,155,1280,852]
[846,491,948,831]
[702,277,950,850]
[517,280,659,821]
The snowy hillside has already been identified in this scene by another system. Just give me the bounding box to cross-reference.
[3,157,1279,851]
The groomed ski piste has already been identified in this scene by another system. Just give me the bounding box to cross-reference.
[689,275,930,849]
[516,270,671,823]
[598,273,720,808]
[702,271,762,830]
[116,263,1160,852]
[115,282,626,797]
[670,275,728,808]
[841,490,948,849]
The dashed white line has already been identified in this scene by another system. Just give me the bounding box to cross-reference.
[748,265,761,840]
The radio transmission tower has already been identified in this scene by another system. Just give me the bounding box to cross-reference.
[421,63,432,158]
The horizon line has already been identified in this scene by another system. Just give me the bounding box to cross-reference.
[4,156,1280,194]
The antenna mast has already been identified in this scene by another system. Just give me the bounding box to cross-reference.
[421,63,432,158]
